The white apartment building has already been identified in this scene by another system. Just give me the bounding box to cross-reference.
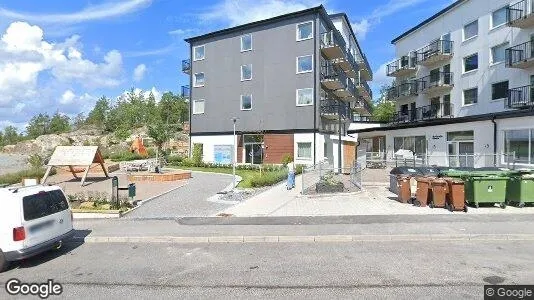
[350,0,534,168]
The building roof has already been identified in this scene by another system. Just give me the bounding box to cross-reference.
[348,109,534,134]
[185,5,325,43]
[391,0,467,44]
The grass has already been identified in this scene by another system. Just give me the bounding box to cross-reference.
[0,168,56,185]
[170,166,289,188]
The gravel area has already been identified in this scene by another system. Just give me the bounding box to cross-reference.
[0,153,28,175]
[217,186,270,203]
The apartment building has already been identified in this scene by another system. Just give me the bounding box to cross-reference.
[350,0,534,168]
[182,5,372,166]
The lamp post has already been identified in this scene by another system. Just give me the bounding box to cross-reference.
[231,117,238,189]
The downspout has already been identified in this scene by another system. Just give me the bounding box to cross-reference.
[313,13,318,166]
[491,114,497,167]
[189,43,193,158]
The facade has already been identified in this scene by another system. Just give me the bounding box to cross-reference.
[350,0,534,168]
[182,5,372,166]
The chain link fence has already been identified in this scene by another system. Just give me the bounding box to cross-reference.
[301,160,362,195]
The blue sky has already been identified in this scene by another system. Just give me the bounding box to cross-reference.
[0,0,454,131]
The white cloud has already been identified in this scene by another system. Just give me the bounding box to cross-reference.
[0,0,152,24]
[168,29,194,36]
[350,0,429,40]
[133,64,147,82]
[369,62,393,99]
[200,0,323,26]
[60,90,76,104]
[124,44,176,57]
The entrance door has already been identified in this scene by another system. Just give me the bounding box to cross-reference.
[245,144,263,164]
[447,131,474,167]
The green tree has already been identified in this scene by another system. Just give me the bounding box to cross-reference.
[87,96,110,128]
[72,112,86,130]
[148,121,169,162]
[3,126,20,145]
[159,92,189,130]
[26,113,51,138]
[0,130,4,147]
[49,112,71,134]
[371,84,396,122]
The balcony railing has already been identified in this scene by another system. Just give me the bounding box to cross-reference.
[321,30,346,60]
[357,52,373,80]
[180,85,190,99]
[418,72,453,93]
[506,40,534,68]
[356,79,373,100]
[386,81,418,100]
[386,55,417,77]
[416,40,454,65]
[508,85,534,108]
[321,61,348,91]
[392,103,454,123]
[352,115,379,122]
[182,59,191,74]
[352,97,372,113]
[507,0,534,27]
[320,99,351,120]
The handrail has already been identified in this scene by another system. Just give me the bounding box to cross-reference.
[392,103,454,123]
[418,72,454,91]
[416,40,454,63]
[508,85,534,108]
[506,40,533,66]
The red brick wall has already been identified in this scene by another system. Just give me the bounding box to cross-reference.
[264,134,294,164]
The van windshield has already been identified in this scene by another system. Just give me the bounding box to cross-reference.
[23,190,69,221]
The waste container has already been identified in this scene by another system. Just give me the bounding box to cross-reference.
[443,177,467,212]
[430,178,448,208]
[128,183,136,199]
[415,177,433,207]
[390,167,422,194]
[397,175,412,203]
[465,176,508,208]
[506,173,534,207]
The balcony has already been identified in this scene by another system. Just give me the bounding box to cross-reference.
[386,55,417,77]
[418,72,453,95]
[352,97,372,115]
[182,59,191,74]
[392,103,454,123]
[334,77,357,100]
[507,0,534,28]
[180,85,190,99]
[321,62,348,93]
[321,30,346,60]
[320,99,351,120]
[357,53,373,81]
[355,79,372,102]
[507,85,534,109]
[386,81,418,101]
[332,50,359,78]
[506,40,534,69]
[416,40,454,67]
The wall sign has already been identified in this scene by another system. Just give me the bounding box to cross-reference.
[214,145,233,164]
[432,135,443,140]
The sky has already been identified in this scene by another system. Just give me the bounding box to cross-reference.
[0,0,455,132]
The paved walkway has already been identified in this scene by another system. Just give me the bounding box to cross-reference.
[125,172,233,218]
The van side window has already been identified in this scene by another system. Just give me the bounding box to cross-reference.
[23,190,69,221]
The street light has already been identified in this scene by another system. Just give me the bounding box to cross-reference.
[231,117,239,189]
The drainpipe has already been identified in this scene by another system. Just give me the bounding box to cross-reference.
[338,101,342,173]
[491,114,497,167]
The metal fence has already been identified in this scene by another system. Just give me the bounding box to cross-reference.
[301,160,362,195]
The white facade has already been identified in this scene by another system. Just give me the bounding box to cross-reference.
[190,135,236,164]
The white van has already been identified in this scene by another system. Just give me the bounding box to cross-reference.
[0,185,74,272]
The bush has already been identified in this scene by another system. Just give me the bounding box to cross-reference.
[281,154,293,166]
[0,168,56,185]
[247,170,287,188]
[109,151,147,162]
[192,143,203,165]
[27,154,45,169]
[167,155,186,165]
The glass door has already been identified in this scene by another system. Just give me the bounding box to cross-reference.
[442,33,451,54]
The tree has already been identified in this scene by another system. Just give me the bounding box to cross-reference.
[371,84,396,122]
[26,113,51,138]
[49,112,71,134]
[159,92,189,130]
[3,126,20,145]
[87,96,110,128]
[0,130,4,147]
[148,121,169,163]
[72,113,86,130]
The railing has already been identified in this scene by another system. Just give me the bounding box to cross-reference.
[346,78,356,97]
[418,72,453,92]
[352,97,372,113]
[321,30,346,51]
[386,81,418,100]
[357,79,373,99]
[320,99,351,119]
[386,55,417,76]
[392,103,454,123]
[416,40,454,63]
[392,153,517,169]
[321,61,348,89]
[301,160,361,195]
[507,0,530,24]
[181,59,191,73]
[180,85,190,98]
[352,115,379,122]
[508,85,534,108]
[506,40,534,67]
[357,52,372,76]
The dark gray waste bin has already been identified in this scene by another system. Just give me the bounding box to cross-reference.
[389,167,422,194]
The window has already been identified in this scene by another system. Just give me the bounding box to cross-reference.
[296,55,313,73]
[241,95,252,110]
[241,34,252,52]
[393,136,427,156]
[464,54,478,72]
[193,72,205,87]
[193,99,205,114]
[296,21,313,41]
[23,190,69,221]
[297,142,312,159]
[193,45,205,61]
[492,81,509,100]
[241,64,252,81]
[505,129,532,164]
[492,7,508,28]
[491,43,508,64]
[463,20,478,40]
[463,88,478,105]
[296,88,313,106]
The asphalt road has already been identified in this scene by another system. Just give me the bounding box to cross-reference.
[1,240,533,299]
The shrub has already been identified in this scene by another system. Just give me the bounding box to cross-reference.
[27,154,45,169]
[192,143,203,165]
[109,151,147,162]
[167,155,186,165]
[248,170,287,188]
[281,154,293,166]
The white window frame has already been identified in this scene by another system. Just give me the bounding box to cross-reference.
[193,72,205,87]
[296,55,313,74]
[296,21,314,41]
[241,34,252,52]
[491,6,508,29]
[463,53,478,73]
[296,88,314,106]
[193,45,205,61]
[193,99,205,115]
[490,80,509,101]
[296,142,312,159]
[240,95,252,111]
[241,64,252,81]
[463,19,478,42]
[490,43,508,65]
[463,88,478,106]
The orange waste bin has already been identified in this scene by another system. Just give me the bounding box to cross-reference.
[397,175,412,203]
[415,177,433,207]
[444,177,468,213]
[430,178,448,208]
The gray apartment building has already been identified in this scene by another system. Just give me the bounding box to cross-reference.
[182,5,372,167]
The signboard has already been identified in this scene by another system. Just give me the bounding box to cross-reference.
[213,145,233,164]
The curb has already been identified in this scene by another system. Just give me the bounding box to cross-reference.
[119,182,189,217]
[72,233,534,244]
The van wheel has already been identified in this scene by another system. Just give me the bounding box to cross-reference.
[0,251,8,273]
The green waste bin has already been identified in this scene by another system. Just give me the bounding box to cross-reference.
[507,174,534,208]
[128,183,136,199]
[465,176,508,209]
